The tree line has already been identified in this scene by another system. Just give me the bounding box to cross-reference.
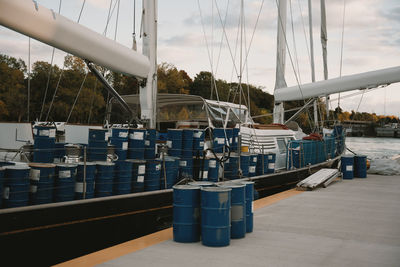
[0,54,397,129]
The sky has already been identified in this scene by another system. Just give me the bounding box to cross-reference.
[1,0,400,117]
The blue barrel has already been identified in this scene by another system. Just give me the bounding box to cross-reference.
[145,160,161,191]
[239,181,254,233]
[193,129,205,156]
[95,162,115,197]
[144,129,157,159]
[111,128,129,139]
[213,128,233,153]
[173,185,201,243]
[219,182,246,239]
[193,157,209,180]
[33,125,56,163]
[113,160,133,195]
[208,157,220,182]
[54,142,66,162]
[201,187,231,247]
[188,181,214,187]
[182,129,194,158]
[75,162,96,199]
[128,128,146,159]
[88,129,109,162]
[29,163,55,205]
[161,157,179,189]
[231,128,240,151]
[179,158,193,179]
[3,165,30,208]
[354,155,367,178]
[55,164,77,202]
[240,153,250,177]
[224,154,239,179]
[248,154,258,177]
[128,159,146,193]
[341,155,354,179]
[89,128,109,141]
[167,129,183,157]
[256,154,268,175]
[267,153,276,173]
[0,167,4,207]
[110,138,128,161]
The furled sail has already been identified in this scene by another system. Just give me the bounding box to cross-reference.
[274,66,400,101]
[0,0,150,79]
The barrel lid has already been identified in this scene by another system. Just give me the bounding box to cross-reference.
[56,163,78,168]
[167,128,183,131]
[355,154,367,158]
[234,180,254,185]
[126,159,146,164]
[341,155,354,158]
[29,163,56,168]
[77,162,96,166]
[201,186,231,192]
[188,181,214,187]
[93,161,115,166]
[89,128,108,131]
[4,164,30,170]
[218,182,245,189]
[173,185,201,190]
[65,144,81,148]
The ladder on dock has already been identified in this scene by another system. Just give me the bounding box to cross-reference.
[297,168,340,190]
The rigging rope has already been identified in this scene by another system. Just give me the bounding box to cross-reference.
[274,0,314,131]
[296,0,311,69]
[45,0,86,122]
[289,0,302,84]
[87,79,98,124]
[66,72,88,123]
[39,0,62,121]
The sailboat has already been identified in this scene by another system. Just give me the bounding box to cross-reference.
[1,0,400,265]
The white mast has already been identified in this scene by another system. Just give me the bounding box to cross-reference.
[140,0,158,128]
[0,0,150,79]
[308,0,318,130]
[320,0,329,121]
[273,0,287,124]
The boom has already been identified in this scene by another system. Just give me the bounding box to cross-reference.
[0,0,150,79]
[274,66,400,101]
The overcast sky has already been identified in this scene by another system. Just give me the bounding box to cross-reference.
[1,0,399,116]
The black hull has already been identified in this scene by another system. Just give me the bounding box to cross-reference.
[0,158,339,266]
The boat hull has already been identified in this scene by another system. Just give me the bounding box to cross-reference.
[0,158,339,266]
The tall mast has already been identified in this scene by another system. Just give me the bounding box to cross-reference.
[308,0,318,131]
[140,0,158,128]
[320,0,329,122]
[273,0,287,124]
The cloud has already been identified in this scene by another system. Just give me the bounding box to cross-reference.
[86,0,110,10]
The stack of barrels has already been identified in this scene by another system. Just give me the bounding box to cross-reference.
[173,181,254,247]
[341,154,367,179]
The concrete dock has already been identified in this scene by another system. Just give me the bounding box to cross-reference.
[59,174,400,267]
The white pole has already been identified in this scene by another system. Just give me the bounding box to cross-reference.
[308,0,318,131]
[140,0,158,128]
[273,0,287,124]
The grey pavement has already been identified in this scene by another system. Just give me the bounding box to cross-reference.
[100,174,400,267]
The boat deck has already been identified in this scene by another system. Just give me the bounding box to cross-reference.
[58,174,400,267]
